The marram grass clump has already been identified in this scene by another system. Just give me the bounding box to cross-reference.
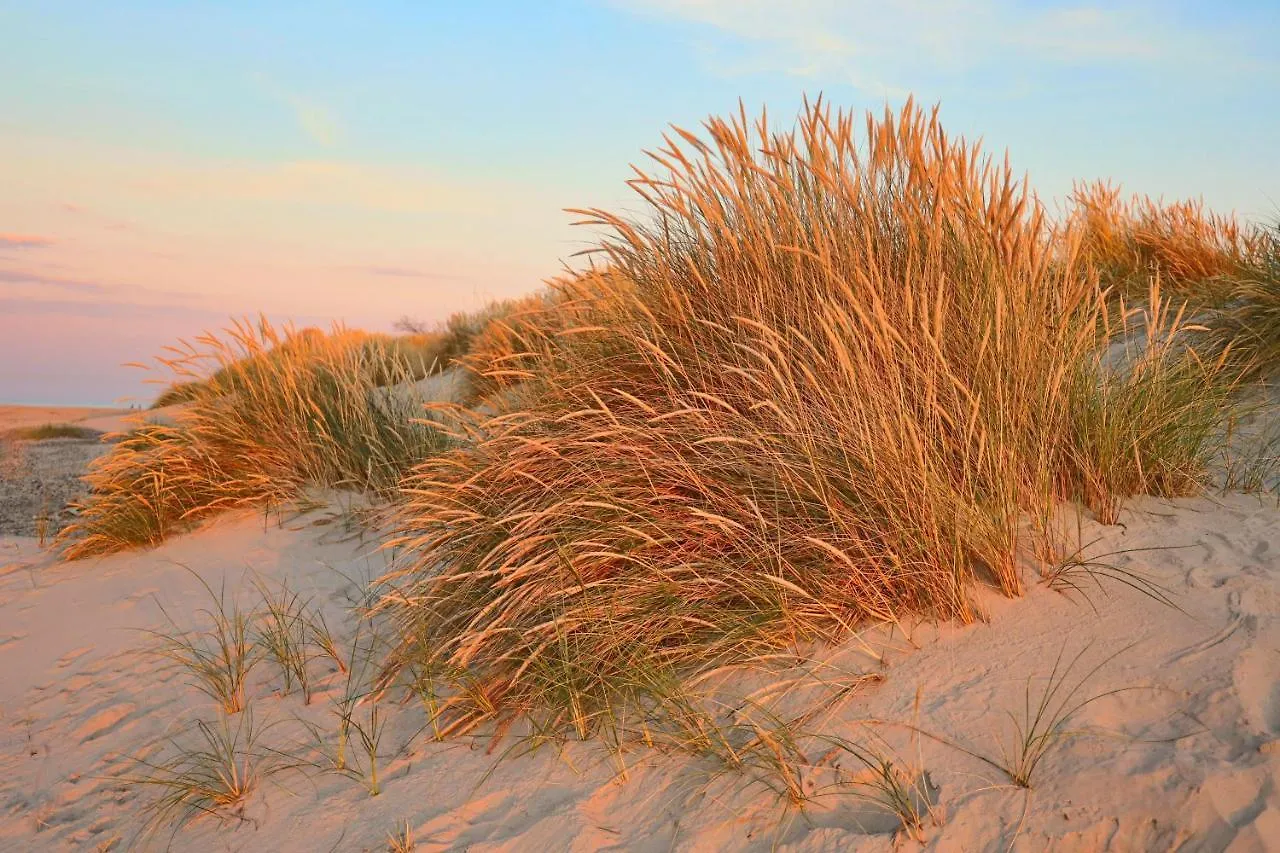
[1071,180,1267,301]
[375,98,1234,736]
[59,319,451,558]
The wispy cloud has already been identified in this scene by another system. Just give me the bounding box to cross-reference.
[614,0,1273,94]
[347,265,471,282]
[252,73,341,146]
[0,268,103,292]
[130,159,502,214]
[0,295,225,321]
[0,233,56,249]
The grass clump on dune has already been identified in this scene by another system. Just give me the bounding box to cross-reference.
[1063,284,1245,523]
[1200,221,1280,378]
[1071,180,1266,302]
[3,423,102,441]
[149,327,446,409]
[59,318,451,558]
[377,98,1231,736]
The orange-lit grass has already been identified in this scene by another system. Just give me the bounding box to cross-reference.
[59,319,450,558]
[1064,282,1244,523]
[1071,180,1266,299]
[377,99,1146,736]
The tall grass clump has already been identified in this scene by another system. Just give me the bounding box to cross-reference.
[1071,181,1265,301]
[1061,283,1243,523]
[59,319,452,558]
[380,98,1118,735]
[1201,221,1280,379]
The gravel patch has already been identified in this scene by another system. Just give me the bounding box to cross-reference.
[0,437,108,538]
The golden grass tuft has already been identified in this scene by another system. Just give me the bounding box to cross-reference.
[58,318,451,558]
[375,98,1230,735]
[1071,180,1266,299]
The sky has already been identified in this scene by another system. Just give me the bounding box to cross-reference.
[1,1,1277,405]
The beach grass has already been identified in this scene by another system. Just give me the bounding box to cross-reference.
[1071,180,1267,301]
[61,95,1273,762]
[58,319,453,558]
[375,98,1245,736]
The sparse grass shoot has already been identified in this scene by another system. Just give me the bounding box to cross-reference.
[125,711,296,837]
[148,572,259,715]
[252,575,315,703]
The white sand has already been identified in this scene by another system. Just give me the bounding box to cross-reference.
[1,494,1278,851]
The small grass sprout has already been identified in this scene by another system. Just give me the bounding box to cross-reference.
[1041,538,1186,612]
[124,711,298,839]
[148,571,259,715]
[982,643,1133,788]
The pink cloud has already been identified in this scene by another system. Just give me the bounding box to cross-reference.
[0,233,56,249]
[0,268,103,292]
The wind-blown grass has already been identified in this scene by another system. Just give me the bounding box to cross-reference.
[1071,180,1266,301]
[59,319,452,558]
[376,98,1228,736]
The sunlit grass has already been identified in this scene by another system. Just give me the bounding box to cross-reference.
[59,319,453,558]
[1071,180,1267,301]
[376,98,1237,736]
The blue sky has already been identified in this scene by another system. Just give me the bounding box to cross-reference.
[1,0,1277,404]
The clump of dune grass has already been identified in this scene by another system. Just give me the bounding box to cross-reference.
[1071,181,1266,301]
[394,297,554,369]
[455,286,577,406]
[125,711,298,840]
[5,423,102,441]
[149,572,259,715]
[252,576,316,703]
[1060,283,1244,523]
[148,329,441,408]
[59,318,452,558]
[379,98,1187,736]
[1199,221,1280,379]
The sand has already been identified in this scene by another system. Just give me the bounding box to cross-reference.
[0,489,1277,851]
[0,406,131,435]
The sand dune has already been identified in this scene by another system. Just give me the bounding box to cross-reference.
[1,494,1277,851]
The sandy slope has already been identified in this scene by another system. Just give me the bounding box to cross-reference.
[1,494,1278,852]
